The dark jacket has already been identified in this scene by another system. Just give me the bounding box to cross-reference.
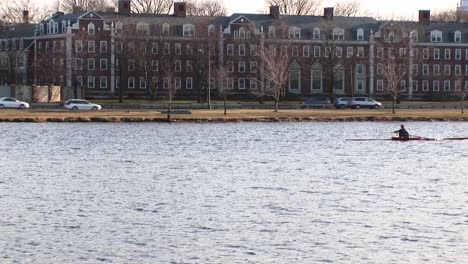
[394,128,409,138]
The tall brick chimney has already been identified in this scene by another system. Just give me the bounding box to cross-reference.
[174,2,187,17]
[22,10,29,24]
[419,10,431,24]
[118,0,131,15]
[324,7,334,20]
[270,6,280,19]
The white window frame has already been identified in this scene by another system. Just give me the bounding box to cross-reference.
[88,23,95,35]
[238,78,246,89]
[422,80,429,91]
[430,30,442,42]
[100,76,107,89]
[100,59,107,70]
[433,80,440,91]
[186,77,193,89]
[87,76,95,89]
[357,28,364,41]
[128,77,135,89]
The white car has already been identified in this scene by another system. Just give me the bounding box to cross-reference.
[349,97,382,109]
[64,99,102,110]
[0,97,30,109]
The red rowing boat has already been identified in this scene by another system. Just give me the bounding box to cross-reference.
[347,137,468,141]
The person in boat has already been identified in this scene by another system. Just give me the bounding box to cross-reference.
[393,125,410,138]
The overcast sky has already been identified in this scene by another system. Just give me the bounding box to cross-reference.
[226,0,460,18]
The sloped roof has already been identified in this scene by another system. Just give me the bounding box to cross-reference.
[0,23,36,38]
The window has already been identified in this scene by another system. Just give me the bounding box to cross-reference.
[239,44,245,56]
[239,28,246,39]
[175,43,181,55]
[454,31,461,43]
[325,47,330,57]
[76,76,83,87]
[444,65,450,75]
[227,79,234,89]
[357,79,365,91]
[140,42,146,54]
[250,45,257,56]
[100,41,107,53]
[175,60,181,72]
[88,41,95,53]
[377,80,384,91]
[313,28,320,39]
[88,23,95,35]
[455,80,461,91]
[312,68,322,91]
[183,24,195,36]
[208,24,215,36]
[88,76,95,88]
[162,23,170,36]
[75,40,83,52]
[399,80,406,91]
[334,67,344,91]
[423,48,429,59]
[430,30,442,42]
[136,23,150,35]
[356,64,364,76]
[357,28,364,41]
[234,31,238,39]
[100,76,107,89]
[227,44,234,56]
[445,49,451,60]
[377,64,383,75]
[227,61,234,72]
[388,48,394,58]
[100,59,107,70]
[336,47,342,58]
[238,61,245,73]
[75,58,83,70]
[333,28,344,40]
[151,43,158,54]
[292,46,299,57]
[164,43,170,54]
[163,78,169,89]
[289,70,300,91]
[175,77,181,90]
[268,26,275,39]
[422,80,429,91]
[186,60,193,72]
[347,47,354,58]
[186,77,193,89]
[303,46,310,57]
[434,48,440,60]
[444,80,450,91]
[314,46,320,57]
[88,58,95,70]
[140,77,146,89]
[422,64,429,75]
[250,61,257,73]
[289,27,301,39]
[433,65,440,75]
[186,44,193,55]
[455,49,461,60]
[238,78,245,89]
[433,80,439,91]
[128,77,135,89]
[412,64,418,75]
[52,41,57,52]
[357,47,364,58]
[455,65,461,76]
[412,80,418,91]
[250,79,257,90]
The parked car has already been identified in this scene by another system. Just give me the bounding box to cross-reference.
[64,99,102,110]
[349,97,382,109]
[0,97,30,109]
[302,96,331,108]
[334,97,352,109]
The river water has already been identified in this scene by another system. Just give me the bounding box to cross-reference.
[0,122,467,263]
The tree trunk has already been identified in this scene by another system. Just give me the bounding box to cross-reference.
[224,94,227,115]
[392,95,396,114]
[167,97,172,123]
[461,97,465,114]
[274,98,279,112]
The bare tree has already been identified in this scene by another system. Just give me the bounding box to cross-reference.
[212,64,232,115]
[264,0,323,15]
[0,0,52,23]
[186,0,227,16]
[431,9,458,22]
[334,0,370,17]
[256,43,293,112]
[55,0,113,13]
[451,70,467,114]
[119,0,173,14]
[376,22,419,113]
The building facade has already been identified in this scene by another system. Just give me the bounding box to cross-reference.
[5,0,468,100]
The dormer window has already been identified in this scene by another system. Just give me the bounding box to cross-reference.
[54,22,59,33]
[268,26,275,39]
[333,28,344,40]
[62,21,66,33]
[40,24,44,35]
[239,28,246,39]
[88,22,95,35]
[162,23,170,36]
[430,30,442,42]
[313,28,320,40]
[47,21,53,34]
[208,24,215,36]
[454,31,461,43]
[289,27,300,39]
[357,28,364,41]
[136,23,150,35]
[183,24,195,37]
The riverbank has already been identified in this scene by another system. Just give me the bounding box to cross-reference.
[0,109,466,122]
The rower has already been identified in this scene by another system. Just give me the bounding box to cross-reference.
[393,125,410,139]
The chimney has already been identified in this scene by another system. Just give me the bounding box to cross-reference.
[174,2,186,18]
[118,0,131,15]
[22,10,29,24]
[324,7,334,20]
[419,10,431,24]
[270,6,280,19]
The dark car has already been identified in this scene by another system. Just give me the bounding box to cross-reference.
[302,96,331,108]
[334,97,352,109]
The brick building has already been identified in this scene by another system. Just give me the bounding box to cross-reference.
[7,0,468,100]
